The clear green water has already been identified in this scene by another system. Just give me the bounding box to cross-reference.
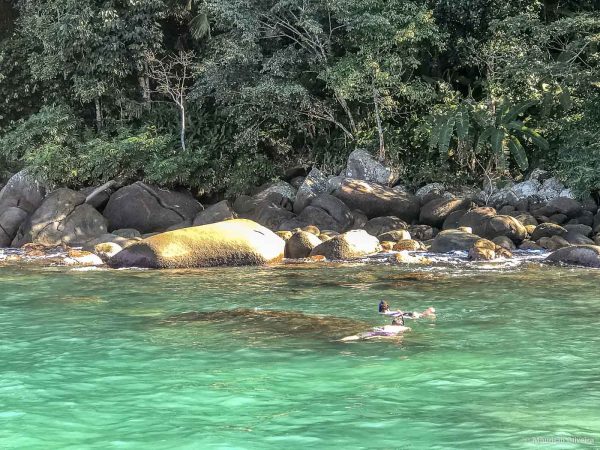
[1,260,599,449]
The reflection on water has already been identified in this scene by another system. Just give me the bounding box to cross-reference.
[0,259,599,449]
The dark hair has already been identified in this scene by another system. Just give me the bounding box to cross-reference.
[378,301,389,313]
[392,317,405,326]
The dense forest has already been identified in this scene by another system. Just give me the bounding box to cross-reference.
[0,0,598,198]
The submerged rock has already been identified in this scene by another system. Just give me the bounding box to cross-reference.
[108,219,285,269]
[546,245,600,268]
[162,308,370,340]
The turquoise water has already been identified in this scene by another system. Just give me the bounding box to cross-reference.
[1,260,599,449]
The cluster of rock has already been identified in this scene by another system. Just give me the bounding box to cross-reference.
[2,149,600,268]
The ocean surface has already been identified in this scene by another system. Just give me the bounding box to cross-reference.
[1,256,599,449]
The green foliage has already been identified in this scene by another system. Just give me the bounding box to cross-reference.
[0,0,598,196]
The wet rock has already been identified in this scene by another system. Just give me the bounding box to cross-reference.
[519,240,543,251]
[350,210,368,230]
[309,230,381,260]
[82,233,140,251]
[539,235,571,251]
[530,223,567,241]
[430,230,482,253]
[380,241,395,251]
[364,216,408,236]
[13,188,108,247]
[492,236,516,251]
[378,229,411,242]
[391,251,431,264]
[334,179,420,222]
[546,245,600,268]
[0,169,47,247]
[408,224,436,241]
[294,168,329,213]
[109,219,285,269]
[103,182,203,233]
[344,149,398,186]
[393,239,423,251]
[94,242,123,262]
[193,200,237,226]
[419,197,472,227]
[285,231,322,259]
[64,249,104,266]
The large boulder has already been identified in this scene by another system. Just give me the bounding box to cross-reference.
[254,181,297,203]
[430,229,482,253]
[546,245,600,268]
[285,231,322,259]
[334,178,420,222]
[0,169,46,247]
[458,207,497,236]
[419,197,472,227]
[108,219,285,269]
[415,183,446,205]
[364,216,408,236]
[193,200,237,226]
[291,194,353,233]
[344,149,398,186]
[482,215,527,243]
[294,168,329,213]
[13,188,107,247]
[103,182,203,233]
[309,230,381,260]
[530,223,567,241]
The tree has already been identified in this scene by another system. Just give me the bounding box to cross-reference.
[147,51,196,151]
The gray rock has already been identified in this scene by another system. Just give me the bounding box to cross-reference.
[103,182,203,233]
[482,215,527,243]
[294,168,329,213]
[430,230,482,253]
[538,177,565,202]
[113,228,142,239]
[420,197,472,227]
[563,231,594,245]
[310,230,382,260]
[564,224,592,237]
[13,188,107,247]
[530,223,567,241]
[415,183,445,205]
[0,169,47,247]
[334,178,420,222]
[364,216,408,236]
[193,200,237,226]
[344,149,398,186]
[457,207,497,236]
[546,245,600,268]
[285,231,322,259]
[255,181,297,203]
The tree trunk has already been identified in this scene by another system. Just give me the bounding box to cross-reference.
[334,92,357,136]
[179,104,186,151]
[373,86,385,161]
[94,97,103,131]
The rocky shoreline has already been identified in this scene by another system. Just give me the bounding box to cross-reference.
[1,149,600,269]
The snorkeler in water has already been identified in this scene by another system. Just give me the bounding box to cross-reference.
[378,301,436,319]
[340,317,411,341]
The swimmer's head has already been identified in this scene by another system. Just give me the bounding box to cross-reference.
[392,317,404,326]
[378,301,389,313]
[426,307,436,314]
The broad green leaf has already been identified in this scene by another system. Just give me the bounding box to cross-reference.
[502,100,537,124]
[507,121,549,151]
[455,105,469,142]
[491,128,507,170]
[475,126,495,153]
[428,116,441,150]
[438,115,456,156]
[507,135,528,170]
